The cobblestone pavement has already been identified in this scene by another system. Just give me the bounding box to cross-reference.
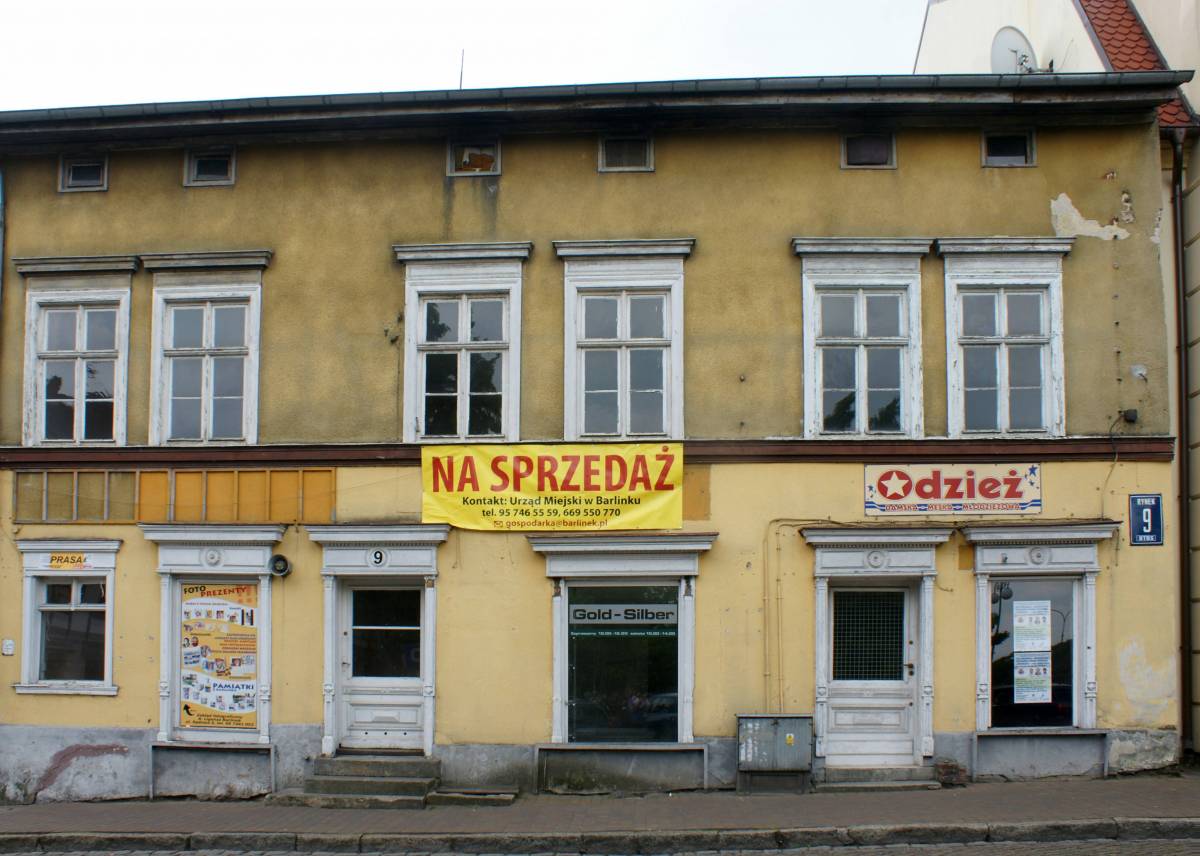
[5,845,1200,856]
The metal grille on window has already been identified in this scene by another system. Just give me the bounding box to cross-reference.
[832,590,905,681]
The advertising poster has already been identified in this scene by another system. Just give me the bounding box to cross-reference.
[179,583,259,730]
[1014,651,1052,704]
[864,463,1041,516]
[1012,600,1053,652]
[568,603,679,638]
[422,443,682,531]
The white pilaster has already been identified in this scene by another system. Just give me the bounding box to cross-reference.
[321,574,336,756]
[158,574,173,742]
[422,576,438,756]
[919,576,935,756]
[257,574,272,744]
[551,580,566,743]
[814,577,829,757]
[679,577,696,743]
[975,573,991,731]
[1082,571,1098,728]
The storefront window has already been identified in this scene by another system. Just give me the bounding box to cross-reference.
[568,585,678,742]
[989,578,1074,727]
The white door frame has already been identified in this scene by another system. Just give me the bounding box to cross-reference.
[307,525,449,756]
[804,528,950,761]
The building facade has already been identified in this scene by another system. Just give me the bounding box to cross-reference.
[0,73,1189,801]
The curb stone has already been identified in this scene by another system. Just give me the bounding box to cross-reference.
[0,835,38,854]
[987,819,1120,842]
[847,822,990,846]
[37,832,191,851]
[1117,817,1200,839]
[578,832,642,854]
[776,827,850,848]
[190,832,298,850]
[360,835,458,853]
[296,833,362,852]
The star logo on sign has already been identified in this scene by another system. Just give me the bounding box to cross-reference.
[876,470,912,499]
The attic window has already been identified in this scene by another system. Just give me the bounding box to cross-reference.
[842,133,895,169]
[185,149,236,186]
[448,141,500,176]
[59,155,108,192]
[599,137,654,172]
[983,131,1034,167]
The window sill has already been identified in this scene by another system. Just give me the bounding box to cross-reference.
[13,682,118,696]
[977,728,1105,737]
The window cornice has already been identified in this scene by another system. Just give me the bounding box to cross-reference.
[15,256,139,275]
[936,237,1074,255]
[393,242,532,262]
[792,238,932,256]
[140,250,272,271]
[553,239,694,259]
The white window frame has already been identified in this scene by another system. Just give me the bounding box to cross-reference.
[794,239,930,438]
[965,522,1116,732]
[58,154,109,192]
[598,136,655,173]
[22,283,132,447]
[939,238,1072,438]
[555,240,694,441]
[184,147,237,187]
[149,273,262,445]
[529,532,716,744]
[141,524,283,745]
[15,539,121,696]
[446,140,501,176]
[395,242,531,443]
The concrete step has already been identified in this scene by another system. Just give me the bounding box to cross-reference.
[426,789,518,807]
[303,774,436,796]
[823,765,936,783]
[813,780,942,794]
[265,789,427,809]
[313,754,441,778]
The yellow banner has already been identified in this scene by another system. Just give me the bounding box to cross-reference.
[179,583,259,730]
[422,443,683,531]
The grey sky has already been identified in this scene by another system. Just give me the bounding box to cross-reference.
[2,0,929,111]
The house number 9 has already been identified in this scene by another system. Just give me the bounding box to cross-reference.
[370,549,387,566]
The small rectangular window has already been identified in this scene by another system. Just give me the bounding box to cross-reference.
[59,155,108,192]
[448,141,500,176]
[983,131,1034,167]
[184,148,236,186]
[599,137,654,172]
[842,133,895,168]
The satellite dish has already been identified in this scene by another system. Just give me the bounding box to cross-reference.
[991,27,1038,74]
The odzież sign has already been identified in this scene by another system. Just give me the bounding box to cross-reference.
[422,443,683,531]
[865,463,1042,516]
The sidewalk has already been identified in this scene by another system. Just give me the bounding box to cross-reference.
[2,773,1199,851]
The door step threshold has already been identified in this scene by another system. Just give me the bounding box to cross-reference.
[266,789,428,809]
[426,790,518,806]
[813,780,942,793]
[335,747,424,756]
[304,774,436,796]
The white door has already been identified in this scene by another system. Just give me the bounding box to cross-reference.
[824,587,919,767]
[338,585,425,750]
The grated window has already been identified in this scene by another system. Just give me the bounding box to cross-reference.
[832,590,905,681]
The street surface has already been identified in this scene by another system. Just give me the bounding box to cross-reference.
[4,846,1200,855]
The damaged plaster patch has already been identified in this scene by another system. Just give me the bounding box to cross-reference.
[1050,192,1130,240]
[1151,208,1163,244]
[1107,729,1179,773]
[1118,639,1175,723]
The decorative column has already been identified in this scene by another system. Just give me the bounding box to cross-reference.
[813,576,829,756]
[257,573,272,744]
[679,577,696,743]
[157,573,173,743]
[321,574,337,756]
[975,573,991,731]
[551,580,566,743]
[422,576,438,756]
[919,575,935,756]
[1083,571,1098,727]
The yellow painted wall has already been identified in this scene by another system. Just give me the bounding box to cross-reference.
[0,124,1171,445]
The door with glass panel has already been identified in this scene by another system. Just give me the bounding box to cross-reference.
[338,586,424,750]
[825,588,919,767]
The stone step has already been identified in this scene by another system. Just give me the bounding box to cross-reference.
[303,774,437,796]
[426,790,518,807]
[813,780,943,794]
[314,754,441,778]
[823,765,936,783]
[265,789,427,810]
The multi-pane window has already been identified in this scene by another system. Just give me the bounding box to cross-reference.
[418,295,508,438]
[164,301,250,441]
[38,578,107,681]
[958,288,1048,432]
[36,305,119,442]
[577,292,669,436]
[816,289,907,434]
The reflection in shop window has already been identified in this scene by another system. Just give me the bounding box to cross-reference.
[989,578,1074,727]
[568,585,678,742]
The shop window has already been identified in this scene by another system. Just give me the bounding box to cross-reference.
[988,577,1074,727]
[568,584,679,742]
[938,238,1070,438]
[556,240,693,440]
[983,131,1034,167]
[151,280,261,444]
[447,141,500,176]
[842,133,895,168]
[16,540,120,695]
[599,137,654,172]
[59,154,108,192]
[794,238,930,438]
[24,287,131,446]
[395,243,531,442]
[184,148,236,186]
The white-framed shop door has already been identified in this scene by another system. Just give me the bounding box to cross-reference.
[337,583,426,750]
[823,586,919,767]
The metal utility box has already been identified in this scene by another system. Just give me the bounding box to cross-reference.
[736,714,813,793]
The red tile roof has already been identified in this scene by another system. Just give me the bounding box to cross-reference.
[1078,0,1196,127]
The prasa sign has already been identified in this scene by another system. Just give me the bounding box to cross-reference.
[864,463,1042,516]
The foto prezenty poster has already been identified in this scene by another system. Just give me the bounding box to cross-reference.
[179,583,259,730]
